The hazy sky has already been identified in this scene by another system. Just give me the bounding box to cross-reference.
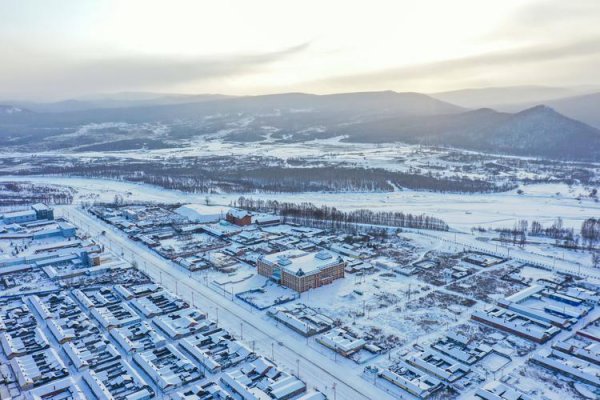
[1,0,599,100]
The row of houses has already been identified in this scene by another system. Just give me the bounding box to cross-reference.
[472,284,595,343]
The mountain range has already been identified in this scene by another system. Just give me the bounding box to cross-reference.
[0,88,598,161]
[431,86,600,129]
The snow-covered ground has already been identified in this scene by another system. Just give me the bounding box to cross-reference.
[2,175,598,231]
[58,204,600,400]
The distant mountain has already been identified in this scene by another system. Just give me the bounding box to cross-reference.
[7,93,232,113]
[0,91,464,125]
[0,90,465,152]
[0,90,598,160]
[135,90,464,117]
[431,85,584,109]
[482,105,600,159]
[431,86,600,129]
[527,92,600,129]
[340,105,600,160]
[0,104,30,115]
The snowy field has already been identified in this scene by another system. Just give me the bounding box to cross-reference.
[0,136,409,162]
[1,175,598,232]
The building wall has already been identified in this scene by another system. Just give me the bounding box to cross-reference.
[282,262,345,293]
[258,258,345,292]
[3,213,37,224]
[34,209,54,220]
[257,259,274,277]
[470,314,548,344]
[226,214,252,226]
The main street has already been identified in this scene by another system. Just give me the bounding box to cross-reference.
[59,205,398,400]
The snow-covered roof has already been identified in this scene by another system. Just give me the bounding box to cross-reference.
[174,204,230,222]
[261,249,342,275]
[227,209,252,219]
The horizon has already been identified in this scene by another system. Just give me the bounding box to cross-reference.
[4,84,600,105]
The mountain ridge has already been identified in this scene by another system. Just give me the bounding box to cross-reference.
[0,91,598,160]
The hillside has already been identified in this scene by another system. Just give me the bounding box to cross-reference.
[431,86,578,109]
[8,93,233,113]
[539,92,600,129]
[0,91,464,148]
[431,86,600,129]
[339,105,600,160]
[0,91,598,160]
[0,105,30,115]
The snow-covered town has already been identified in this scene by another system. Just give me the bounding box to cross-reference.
[0,197,599,400]
[2,2,600,399]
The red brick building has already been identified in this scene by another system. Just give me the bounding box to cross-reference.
[257,250,345,293]
[226,209,252,226]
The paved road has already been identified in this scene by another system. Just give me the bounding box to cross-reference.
[60,206,397,400]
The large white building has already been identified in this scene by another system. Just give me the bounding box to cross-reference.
[174,204,230,224]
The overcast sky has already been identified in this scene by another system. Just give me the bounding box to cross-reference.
[1,0,599,100]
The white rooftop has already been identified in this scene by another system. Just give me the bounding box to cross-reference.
[262,249,340,275]
[174,204,230,222]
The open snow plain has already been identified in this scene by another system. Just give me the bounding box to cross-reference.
[1,175,597,231]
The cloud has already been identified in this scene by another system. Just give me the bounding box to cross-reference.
[509,0,599,30]
[0,42,310,100]
[74,42,310,87]
[313,38,600,92]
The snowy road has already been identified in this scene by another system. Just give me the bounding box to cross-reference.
[59,206,397,400]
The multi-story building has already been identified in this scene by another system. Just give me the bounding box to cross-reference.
[257,250,345,292]
[31,203,54,220]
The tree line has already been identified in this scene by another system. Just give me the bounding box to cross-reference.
[0,182,73,206]
[490,217,600,267]
[15,159,515,194]
[231,197,449,231]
